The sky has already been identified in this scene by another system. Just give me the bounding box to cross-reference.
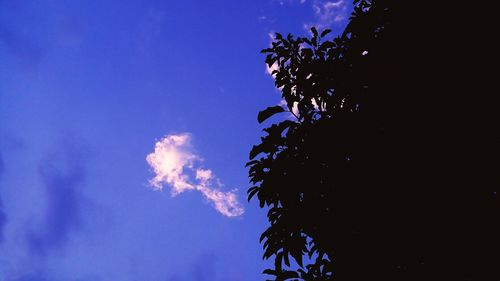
[0,0,351,280]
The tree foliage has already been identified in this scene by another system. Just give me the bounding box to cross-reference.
[247,0,499,280]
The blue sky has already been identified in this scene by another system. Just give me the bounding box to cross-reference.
[0,0,351,280]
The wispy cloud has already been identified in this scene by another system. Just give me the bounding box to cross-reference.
[25,138,89,257]
[265,32,280,78]
[146,134,244,217]
[265,61,280,77]
[305,0,349,30]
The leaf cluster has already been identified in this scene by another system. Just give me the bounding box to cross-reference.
[247,0,499,280]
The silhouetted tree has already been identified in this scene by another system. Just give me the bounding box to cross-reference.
[247,0,499,280]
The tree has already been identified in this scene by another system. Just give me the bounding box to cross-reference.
[247,0,499,280]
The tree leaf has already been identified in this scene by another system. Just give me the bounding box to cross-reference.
[245,160,259,167]
[247,186,260,201]
[258,106,285,123]
[263,269,276,276]
[277,270,299,281]
[310,27,318,38]
[320,29,332,37]
[283,251,290,267]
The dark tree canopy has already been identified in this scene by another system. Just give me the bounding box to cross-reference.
[247,0,499,280]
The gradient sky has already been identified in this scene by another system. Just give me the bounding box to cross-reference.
[0,1,351,280]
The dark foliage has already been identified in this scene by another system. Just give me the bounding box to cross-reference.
[247,0,499,280]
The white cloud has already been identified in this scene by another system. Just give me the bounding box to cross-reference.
[257,15,267,22]
[146,134,196,194]
[198,180,243,218]
[146,134,244,217]
[195,168,212,183]
[265,32,280,78]
[266,61,279,77]
[267,32,276,43]
[279,99,300,120]
[323,0,343,9]
[307,0,349,30]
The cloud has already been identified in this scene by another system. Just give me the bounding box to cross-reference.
[146,134,197,194]
[25,139,89,256]
[265,32,280,78]
[146,134,244,217]
[306,0,350,30]
[266,61,280,77]
[257,15,267,22]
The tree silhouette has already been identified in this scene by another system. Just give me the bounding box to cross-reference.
[247,0,499,280]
